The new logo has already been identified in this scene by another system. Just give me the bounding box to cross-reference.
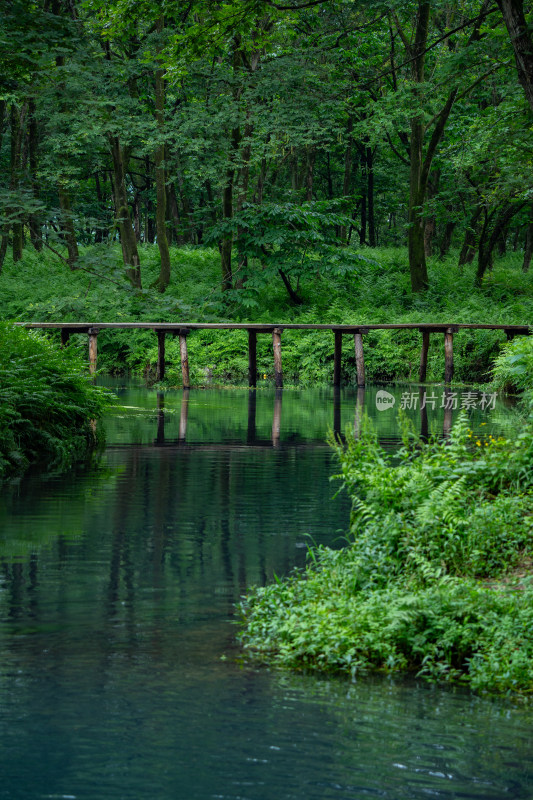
[376,390,396,411]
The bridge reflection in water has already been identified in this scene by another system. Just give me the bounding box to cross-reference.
[146,385,487,451]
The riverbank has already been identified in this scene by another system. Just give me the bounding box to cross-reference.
[238,343,533,695]
[0,324,111,479]
[2,244,533,386]
[238,394,533,695]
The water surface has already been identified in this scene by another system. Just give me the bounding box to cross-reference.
[0,386,531,800]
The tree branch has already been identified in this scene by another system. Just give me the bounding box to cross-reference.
[421,88,458,187]
[385,131,410,165]
[364,5,499,91]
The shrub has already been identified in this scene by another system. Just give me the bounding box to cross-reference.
[492,334,533,409]
[0,324,111,477]
[238,412,533,695]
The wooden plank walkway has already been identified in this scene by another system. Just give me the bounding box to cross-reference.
[16,321,531,387]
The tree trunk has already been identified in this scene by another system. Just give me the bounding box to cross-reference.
[523,204,533,272]
[366,145,376,246]
[304,145,315,201]
[168,183,184,243]
[424,218,435,257]
[220,193,234,290]
[220,38,246,292]
[9,103,25,263]
[0,100,5,153]
[57,185,79,269]
[220,126,239,290]
[154,15,171,293]
[133,192,141,242]
[497,0,533,115]
[290,151,299,191]
[423,170,439,256]
[439,220,455,258]
[396,1,458,290]
[338,117,353,244]
[53,45,79,268]
[143,155,155,243]
[278,268,303,304]
[476,201,526,286]
[0,98,8,270]
[404,2,431,290]
[459,207,481,266]
[408,116,429,290]
[28,99,42,252]
[0,234,8,275]
[253,152,268,205]
[326,152,334,200]
[175,154,194,243]
[94,172,105,243]
[359,173,367,246]
[109,134,142,288]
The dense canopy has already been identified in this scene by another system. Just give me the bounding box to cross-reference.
[1,0,532,299]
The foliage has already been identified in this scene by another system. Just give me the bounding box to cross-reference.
[492,334,533,409]
[238,411,533,695]
[1,0,533,291]
[206,201,361,302]
[0,323,111,478]
[2,244,533,386]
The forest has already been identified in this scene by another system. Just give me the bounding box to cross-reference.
[2,0,533,302]
[2,0,533,699]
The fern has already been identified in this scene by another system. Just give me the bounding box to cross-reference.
[415,476,468,530]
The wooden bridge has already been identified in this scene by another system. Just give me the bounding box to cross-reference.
[18,321,531,387]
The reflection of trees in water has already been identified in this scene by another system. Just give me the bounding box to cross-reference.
[0,433,348,673]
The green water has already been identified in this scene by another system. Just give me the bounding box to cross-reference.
[0,386,531,799]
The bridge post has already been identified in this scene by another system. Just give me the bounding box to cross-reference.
[273,328,283,388]
[179,329,190,389]
[248,330,257,387]
[419,329,430,383]
[333,331,342,387]
[60,328,70,348]
[354,331,365,387]
[156,330,166,381]
[444,327,455,384]
[88,327,99,375]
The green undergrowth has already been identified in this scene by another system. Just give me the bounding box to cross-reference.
[0,324,112,479]
[493,334,533,410]
[1,244,532,385]
[238,412,533,696]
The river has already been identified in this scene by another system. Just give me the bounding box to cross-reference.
[0,385,531,799]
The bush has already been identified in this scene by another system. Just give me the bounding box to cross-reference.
[238,412,533,695]
[492,334,533,409]
[0,324,111,477]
